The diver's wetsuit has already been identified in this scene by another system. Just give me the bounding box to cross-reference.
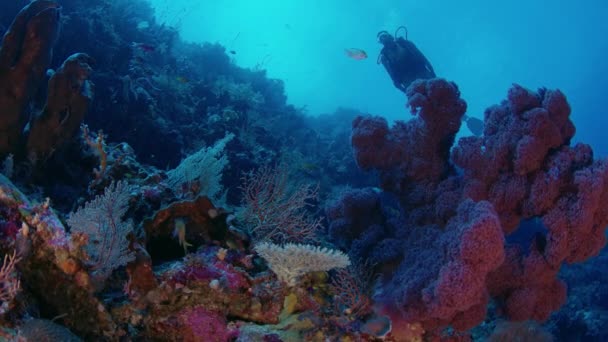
[380,37,436,93]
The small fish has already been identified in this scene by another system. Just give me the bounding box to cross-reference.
[132,42,156,53]
[229,50,236,55]
[136,21,149,30]
[176,76,189,84]
[344,48,368,60]
[300,162,318,174]
[464,115,484,136]
[132,56,145,64]
[173,218,192,255]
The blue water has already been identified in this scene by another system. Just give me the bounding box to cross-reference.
[149,0,608,156]
[2,1,608,340]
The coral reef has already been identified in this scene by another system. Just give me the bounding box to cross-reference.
[26,53,95,161]
[0,0,606,341]
[328,78,608,339]
[0,0,62,155]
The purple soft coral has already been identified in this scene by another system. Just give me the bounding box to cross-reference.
[334,78,608,338]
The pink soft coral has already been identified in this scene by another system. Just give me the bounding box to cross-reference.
[178,306,238,342]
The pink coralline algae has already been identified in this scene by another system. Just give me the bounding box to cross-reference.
[167,248,251,291]
[347,78,608,335]
[177,306,238,342]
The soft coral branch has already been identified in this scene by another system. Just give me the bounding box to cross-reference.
[0,250,20,314]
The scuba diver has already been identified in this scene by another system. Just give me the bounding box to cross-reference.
[377,27,436,93]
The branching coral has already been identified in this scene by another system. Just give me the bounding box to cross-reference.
[211,75,265,109]
[0,251,20,315]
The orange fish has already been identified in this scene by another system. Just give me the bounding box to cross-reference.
[345,48,367,60]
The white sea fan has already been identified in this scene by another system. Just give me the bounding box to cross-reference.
[166,133,234,200]
[254,242,350,286]
[67,181,135,282]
